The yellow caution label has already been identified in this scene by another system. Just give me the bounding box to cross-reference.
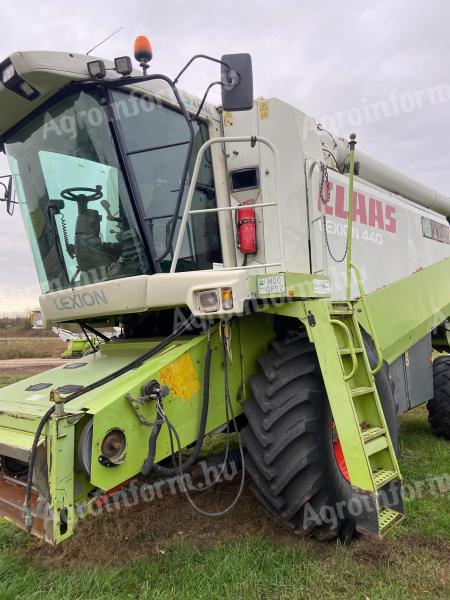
[159,352,200,402]
[223,111,233,127]
[259,100,269,120]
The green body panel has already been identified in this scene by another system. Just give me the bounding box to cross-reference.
[88,326,243,491]
[357,257,450,364]
[238,312,275,401]
[0,326,246,543]
[61,338,99,359]
[47,417,76,542]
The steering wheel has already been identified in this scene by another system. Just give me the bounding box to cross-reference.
[60,185,103,202]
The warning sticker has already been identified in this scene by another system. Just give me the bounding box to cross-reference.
[313,279,331,295]
[223,111,233,127]
[259,100,269,120]
[421,217,450,244]
[159,352,201,402]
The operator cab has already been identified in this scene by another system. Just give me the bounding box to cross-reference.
[0,42,253,295]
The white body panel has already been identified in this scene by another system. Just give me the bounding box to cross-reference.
[223,98,322,274]
[219,98,450,300]
[39,270,252,323]
[308,166,450,298]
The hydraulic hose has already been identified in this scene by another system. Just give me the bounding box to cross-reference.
[23,316,194,533]
[141,338,212,477]
[163,323,246,517]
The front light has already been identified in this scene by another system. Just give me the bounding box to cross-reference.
[2,64,15,84]
[221,288,233,310]
[114,56,133,76]
[18,81,35,98]
[198,289,220,312]
[87,60,106,80]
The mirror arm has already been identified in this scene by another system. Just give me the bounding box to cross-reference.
[173,54,231,84]
[192,80,223,120]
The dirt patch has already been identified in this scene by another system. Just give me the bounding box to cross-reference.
[350,532,450,568]
[0,358,67,373]
[17,478,450,584]
[23,480,313,569]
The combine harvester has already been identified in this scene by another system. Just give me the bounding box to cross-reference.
[0,37,449,544]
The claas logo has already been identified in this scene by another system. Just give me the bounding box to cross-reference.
[318,181,397,233]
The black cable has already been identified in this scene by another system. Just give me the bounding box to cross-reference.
[23,315,195,532]
[164,322,246,517]
[141,338,212,476]
[322,148,342,173]
[320,163,348,263]
[318,125,338,148]
[59,213,74,258]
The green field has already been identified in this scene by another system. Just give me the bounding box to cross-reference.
[0,372,448,600]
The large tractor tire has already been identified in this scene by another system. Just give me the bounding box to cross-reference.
[428,355,450,439]
[242,327,398,541]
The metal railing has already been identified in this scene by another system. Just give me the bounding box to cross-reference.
[169,136,284,273]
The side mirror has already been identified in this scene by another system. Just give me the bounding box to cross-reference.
[0,175,15,216]
[221,53,253,112]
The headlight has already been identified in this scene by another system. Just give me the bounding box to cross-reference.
[2,63,15,84]
[198,289,220,312]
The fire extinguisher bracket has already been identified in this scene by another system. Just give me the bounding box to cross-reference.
[236,206,257,254]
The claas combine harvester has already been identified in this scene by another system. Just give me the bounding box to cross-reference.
[0,37,449,545]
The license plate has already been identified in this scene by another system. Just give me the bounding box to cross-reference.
[257,275,286,295]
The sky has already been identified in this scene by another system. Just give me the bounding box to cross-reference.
[0,0,449,313]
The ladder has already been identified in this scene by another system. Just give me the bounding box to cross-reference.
[304,298,405,537]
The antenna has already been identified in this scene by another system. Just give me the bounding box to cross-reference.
[86,26,124,56]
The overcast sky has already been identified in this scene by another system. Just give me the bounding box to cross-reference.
[0,0,449,313]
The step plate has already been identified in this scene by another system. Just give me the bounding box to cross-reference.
[373,468,398,489]
[361,426,385,441]
[379,507,405,537]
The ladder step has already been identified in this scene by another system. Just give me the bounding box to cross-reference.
[379,507,405,537]
[364,435,388,456]
[372,468,398,489]
[361,425,385,441]
[350,386,375,397]
[339,347,364,355]
[330,309,354,316]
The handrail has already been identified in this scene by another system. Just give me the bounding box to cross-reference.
[330,318,358,381]
[169,136,284,273]
[350,262,383,375]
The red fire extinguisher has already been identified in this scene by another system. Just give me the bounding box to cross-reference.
[236,206,257,254]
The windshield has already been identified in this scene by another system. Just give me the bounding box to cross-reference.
[5,90,150,293]
[111,90,222,272]
[5,88,222,293]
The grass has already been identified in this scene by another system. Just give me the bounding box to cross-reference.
[0,372,449,599]
[0,337,65,360]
